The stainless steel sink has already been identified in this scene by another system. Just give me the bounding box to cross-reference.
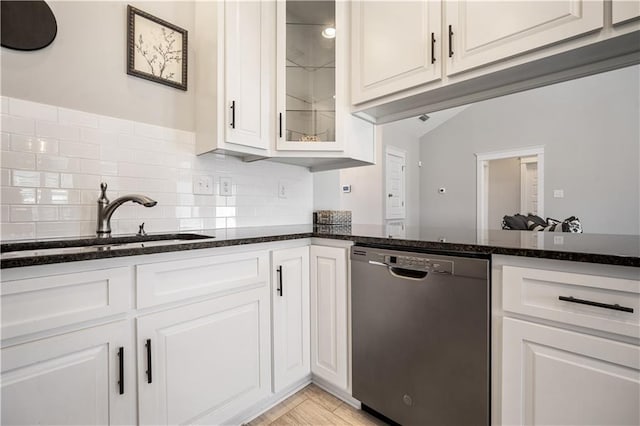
[1,233,214,259]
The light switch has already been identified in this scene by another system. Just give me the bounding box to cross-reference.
[193,175,214,195]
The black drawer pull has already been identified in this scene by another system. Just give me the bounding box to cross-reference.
[431,32,436,64]
[277,265,283,297]
[559,296,634,313]
[448,25,454,58]
[145,339,153,384]
[117,347,124,395]
[230,100,236,129]
[279,112,283,138]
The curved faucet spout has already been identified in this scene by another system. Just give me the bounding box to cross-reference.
[96,183,157,237]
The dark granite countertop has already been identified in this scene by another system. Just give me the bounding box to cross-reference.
[1,224,639,268]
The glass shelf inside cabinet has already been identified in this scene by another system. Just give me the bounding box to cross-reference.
[285,0,336,144]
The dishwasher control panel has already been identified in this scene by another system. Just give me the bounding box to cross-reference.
[384,254,453,274]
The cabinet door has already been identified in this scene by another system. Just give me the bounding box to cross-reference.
[276,0,343,152]
[310,245,348,390]
[225,0,274,151]
[351,0,442,104]
[446,0,604,75]
[272,246,311,392]
[137,287,271,425]
[1,321,134,425]
[613,0,640,25]
[502,318,640,426]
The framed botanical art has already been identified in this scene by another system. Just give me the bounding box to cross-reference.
[127,5,188,90]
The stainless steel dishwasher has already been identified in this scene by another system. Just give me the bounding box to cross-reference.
[351,246,490,426]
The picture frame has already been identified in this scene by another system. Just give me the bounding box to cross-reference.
[127,5,188,91]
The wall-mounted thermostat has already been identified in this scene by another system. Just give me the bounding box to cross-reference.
[342,184,351,193]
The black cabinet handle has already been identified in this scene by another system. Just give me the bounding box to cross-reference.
[117,347,124,395]
[230,100,236,129]
[431,32,436,64]
[559,296,634,313]
[448,25,454,58]
[145,339,153,384]
[279,113,283,138]
[277,266,283,297]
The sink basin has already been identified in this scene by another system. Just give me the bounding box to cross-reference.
[1,233,214,259]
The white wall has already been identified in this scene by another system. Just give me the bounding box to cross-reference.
[0,97,312,240]
[313,120,420,227]
[419,65,640,235]
[1,1,195,131]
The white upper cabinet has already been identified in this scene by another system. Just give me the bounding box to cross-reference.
[613,0,640,25]
[195,0,274,157]
[225,1,274,151]
[276,0,341,151]
[445,0,604,75]
[351,0,442,104]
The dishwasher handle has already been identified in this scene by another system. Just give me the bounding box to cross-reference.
[368,260,429,280]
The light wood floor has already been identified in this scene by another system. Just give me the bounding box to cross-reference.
[246,384,387,426]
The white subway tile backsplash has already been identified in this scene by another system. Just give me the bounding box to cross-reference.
[98,116,133,135]
[37,188,82,204]
[1,97,9,115]
[10,134,59,154]
[36,121,80,140]
[12,170,41,187]
[10,206,58,222]
[59,108,99,128]
[9,99,58,122]
[58,140,100,159]
[1,222,36,240]
[37,154,82,173]
[2,151,36,170]
[1,133,10,150]
[2,187,37,204]
[2,114,35,135]
[1,97,313,240]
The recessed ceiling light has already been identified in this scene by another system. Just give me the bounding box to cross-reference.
[322,27,336,39]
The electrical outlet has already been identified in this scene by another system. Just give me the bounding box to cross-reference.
[220,177,232,196]
[278,181,288,199]
[193,175,213,195]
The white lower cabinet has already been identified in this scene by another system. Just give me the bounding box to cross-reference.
[1,320,135,425]
[309,245,349,390]
[136,286,271,425]
[271,246,311,392]
[502,318,640,426]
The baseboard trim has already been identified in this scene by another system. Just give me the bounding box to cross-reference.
[311,375,361,409]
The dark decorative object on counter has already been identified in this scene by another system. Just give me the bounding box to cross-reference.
[127,5,188,91]
[502,213,583,233]
[1,1,57,51]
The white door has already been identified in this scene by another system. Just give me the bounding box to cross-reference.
[137,287,271,425]
[272,246,311,392]
[445,0,604,75]
[502,318,640,426]
[225,0,274,150]
[310,245,349,390]
[613,0,640,25]
[351,0,442,104]
[520,157,538,215]
[385,147,406,220]
[1,321,134,425]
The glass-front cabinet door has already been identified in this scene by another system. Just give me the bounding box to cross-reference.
[276,0,342,151]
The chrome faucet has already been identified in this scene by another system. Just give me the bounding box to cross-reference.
[96,182,157,238]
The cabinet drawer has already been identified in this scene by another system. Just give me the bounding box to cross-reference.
[136,250,269,308]
[1,267,131,340]
[502,266,640,338]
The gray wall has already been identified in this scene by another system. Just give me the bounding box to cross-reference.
[488,158,521,229]
[419,65,640,235]
[1,1,195,130]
